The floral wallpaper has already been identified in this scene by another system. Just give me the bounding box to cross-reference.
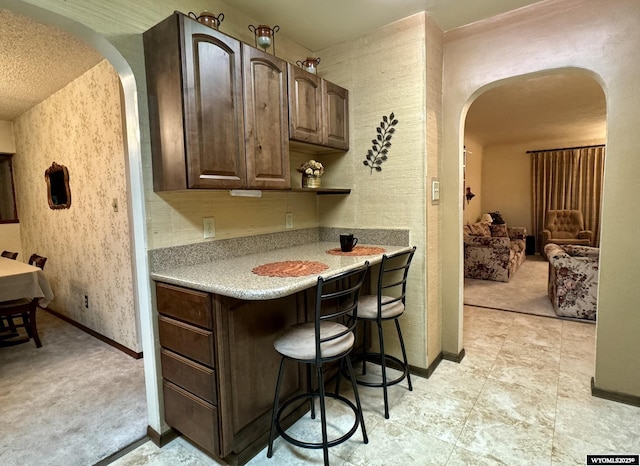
[12,59,139,352]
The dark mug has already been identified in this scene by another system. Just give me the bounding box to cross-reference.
[340,234,358,252]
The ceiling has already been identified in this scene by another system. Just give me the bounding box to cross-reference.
[219,0,549,51]
[0,9,102,121]
[466,72,607,147]
[0,1,606,147]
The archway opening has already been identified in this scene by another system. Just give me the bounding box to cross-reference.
[458,67,606,364]
[0,1,158,463]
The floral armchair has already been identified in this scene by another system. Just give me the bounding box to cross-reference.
[545,243,599,320]
[463,222,527,282]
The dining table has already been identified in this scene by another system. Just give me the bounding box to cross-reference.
[0,257,54,346]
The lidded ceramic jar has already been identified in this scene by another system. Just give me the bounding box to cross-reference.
[188,11,224,30]
[296,57,321,74]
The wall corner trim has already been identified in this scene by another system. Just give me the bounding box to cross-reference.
[591,377,640,408]
[146,426,178,447]
[442,348,466,363]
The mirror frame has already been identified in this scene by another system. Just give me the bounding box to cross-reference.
[45,162,72,210]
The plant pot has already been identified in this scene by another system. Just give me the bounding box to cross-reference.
[302,175,321,188]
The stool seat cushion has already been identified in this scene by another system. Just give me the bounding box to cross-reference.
[274,322,354,360]
[357,295,404,319]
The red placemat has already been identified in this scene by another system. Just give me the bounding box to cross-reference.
[326,246,386,256]
[252,260,329,277]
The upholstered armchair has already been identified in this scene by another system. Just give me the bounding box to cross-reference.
[541,210,592,256]
[545,243,599,320]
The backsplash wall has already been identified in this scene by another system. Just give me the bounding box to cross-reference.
[13,59,139,352]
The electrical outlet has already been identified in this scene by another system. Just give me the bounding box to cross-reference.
[203,217,216,238]
[285,212,293,229]
[84,294,89,309]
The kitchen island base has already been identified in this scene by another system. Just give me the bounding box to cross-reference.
[156,282,310,463]
[151,241,410,463]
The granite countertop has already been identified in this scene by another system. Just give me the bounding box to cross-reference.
[151,242,412,300]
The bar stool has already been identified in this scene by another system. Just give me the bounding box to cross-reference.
[267,262,369,466]
[352,247,416,419]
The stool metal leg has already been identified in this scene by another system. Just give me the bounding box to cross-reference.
[395,318,412,391]
[345,353,368,444]
[376,320,390,419]
[334,358,344,396]
[267,357,287,458]
[308,364,316,419]
[317,365,329,466]
[361,321,368,376]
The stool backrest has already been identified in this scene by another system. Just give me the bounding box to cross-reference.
[375,246,417,315]
[314,262,369,362]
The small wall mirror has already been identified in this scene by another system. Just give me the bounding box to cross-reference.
[0,154,18,223]
[45,162,71,209]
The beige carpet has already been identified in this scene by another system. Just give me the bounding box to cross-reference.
[0,309,147,466]
[464,254,557,318]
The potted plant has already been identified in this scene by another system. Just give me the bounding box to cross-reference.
[297,159,324,188]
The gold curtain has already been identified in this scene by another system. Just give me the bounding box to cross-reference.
[531,146,605,248]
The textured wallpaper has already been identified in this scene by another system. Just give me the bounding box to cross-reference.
[13,59,139,352]
[316,13,430,367]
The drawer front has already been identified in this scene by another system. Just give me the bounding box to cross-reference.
[156,282,212,329]
[159,316,215,367]
[161,348,217,405]
[163,380,219,456]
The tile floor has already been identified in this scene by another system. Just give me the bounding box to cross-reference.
[110,306,640,465]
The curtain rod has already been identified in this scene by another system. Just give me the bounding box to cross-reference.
[526,144,605,154]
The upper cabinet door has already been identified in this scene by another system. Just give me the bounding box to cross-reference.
[322,80,349,150]
[242,45,290,190]
[182,19,246,189]
[287,64,322,145]
[144,13,246,191]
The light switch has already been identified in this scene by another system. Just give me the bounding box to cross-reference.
[112,198,118,212]
[431,178,440,204]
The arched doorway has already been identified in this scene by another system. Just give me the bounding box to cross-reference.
[461,70,605,317]
[442,66,607,358]
[1,0,160,448]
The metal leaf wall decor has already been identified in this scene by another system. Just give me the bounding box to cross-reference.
[363,113,398,174]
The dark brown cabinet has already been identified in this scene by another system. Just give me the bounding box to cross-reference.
[155,281,307,462]
[144,12,349,193]
[144,13,290,192]
[144,13,246,191]
[242,45,290,190]
[213,293,306,458]
[322,80,349,150]
[156,283,220,455]
[288,64,349,150]
[288,65,322,146]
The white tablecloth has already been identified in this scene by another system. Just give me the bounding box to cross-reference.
[0,257,55,307]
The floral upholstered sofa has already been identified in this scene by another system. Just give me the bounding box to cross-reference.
[545,243,599,320]
[463,222,527,282]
